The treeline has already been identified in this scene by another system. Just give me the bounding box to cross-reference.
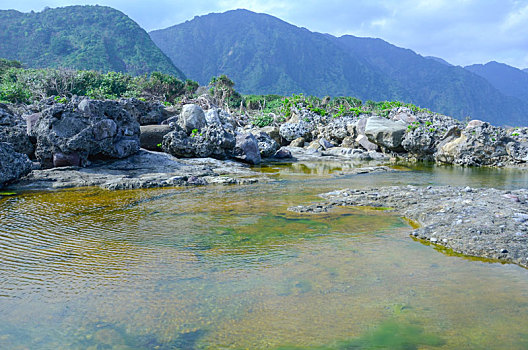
[0,58,198,104]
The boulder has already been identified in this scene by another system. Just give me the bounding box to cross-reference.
[364,116,407,151]
[279,120,314,141]
[0,142,33,188]
[389,107,417,123]
[232,133,261,164]
[179,104,206,133]
[33,99,140,168]
[0,104,34,156]
[140,125,172,151]
[162,124,235,159]
[252,131,279,158]
[319,138,334,150]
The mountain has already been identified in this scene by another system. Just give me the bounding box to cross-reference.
[0,6,185,78]
[150,9,526,125]
[425,56,452,66]
[151,10,398,100]
[465,61,528,102]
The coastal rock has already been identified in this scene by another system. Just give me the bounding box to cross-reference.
[162,123,236,159]
[118,98,166,125]
[252,131,279,158]
[274,147,292,159]
[356,134,378,151]
[33,99,140,168]
[178,104,206,133]
[279,120,314,142]
[364,116,407,151]
[233,133,261,164]
[0,142,33,188]
[290,137,305,147]
[435,122,509,166]
[140,125,172,151]
[0,104,34,155]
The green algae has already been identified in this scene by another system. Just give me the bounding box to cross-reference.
[275,319,445,350]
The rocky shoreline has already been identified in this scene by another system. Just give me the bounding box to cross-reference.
[289,185,528,268]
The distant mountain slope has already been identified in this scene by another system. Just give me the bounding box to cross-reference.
[0,5,185,78]
[150,9,527,125]
[465,61,528,102]
[334,35,525,124]
[150,10,398,100]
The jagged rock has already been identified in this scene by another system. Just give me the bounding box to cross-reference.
[435,122,510,166]
[341,136,357,148]
[162,123,235,159]
[118,98,166,125]
[389,107,417,123]
[0,104,34,155]
[364,116,407,151]
[53,152,81,167]
[0,142,33,188]
[258,126,281,145]
[279,120,314,141]
[466,119,485,129]
[179,104,206,133]
[140,125,172,151]
[232,133,261,164]
[317,116,354,144]
[252,131,279,158]
[506,142,528,162]
[33,99,140,168]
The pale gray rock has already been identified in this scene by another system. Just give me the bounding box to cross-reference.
[179,104,206,133]
[365,116,407,151]
[0,104,34,155]
[279,120,314,141]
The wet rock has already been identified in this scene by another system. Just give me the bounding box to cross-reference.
[233,133,261,164]
[0,142,33,188]
[290,185,528,268]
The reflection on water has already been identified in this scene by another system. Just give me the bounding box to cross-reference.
[1,162,528,349]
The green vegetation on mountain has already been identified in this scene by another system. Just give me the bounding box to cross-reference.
[0,59,197,104]
[465,61,528,102]
[0,5,184,78]
[150,9,527,125]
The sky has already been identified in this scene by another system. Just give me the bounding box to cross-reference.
[2,0,528,69]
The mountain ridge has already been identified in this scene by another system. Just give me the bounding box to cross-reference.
[150,9,526,125]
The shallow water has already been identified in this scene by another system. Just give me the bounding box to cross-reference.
[1,161,528,349]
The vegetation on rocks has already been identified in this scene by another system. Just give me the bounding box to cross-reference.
[0,59,198,104]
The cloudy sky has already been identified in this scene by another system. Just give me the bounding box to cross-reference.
[2,0,528,69]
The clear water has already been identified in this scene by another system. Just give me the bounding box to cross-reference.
[1,161,528,349]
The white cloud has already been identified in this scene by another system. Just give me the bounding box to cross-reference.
[1,0,527,68]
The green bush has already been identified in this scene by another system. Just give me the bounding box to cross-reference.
[250,114,274,127]
[0,81,31,103]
